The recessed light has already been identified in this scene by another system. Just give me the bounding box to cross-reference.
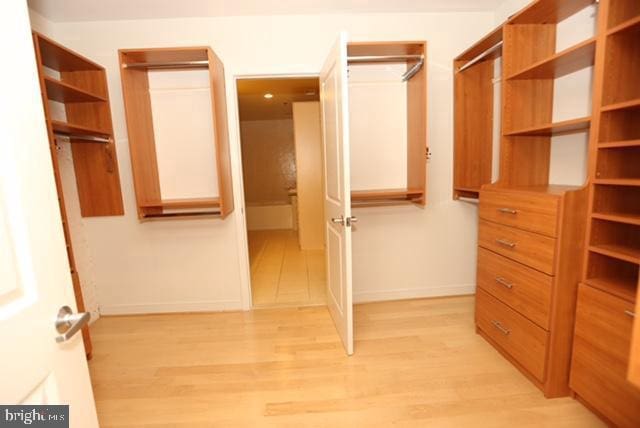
[264,93,273,99]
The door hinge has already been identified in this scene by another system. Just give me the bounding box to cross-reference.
[426,147,432,160]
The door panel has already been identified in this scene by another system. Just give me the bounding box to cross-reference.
[0,1,99,424]
[320,32,353,355]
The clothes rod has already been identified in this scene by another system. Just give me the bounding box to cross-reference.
[456,197,479,204]
[347,54,424,63]
[401,57,424,81]
[457,41,503,73]
[124,60,209,69]
[53,132,111,144]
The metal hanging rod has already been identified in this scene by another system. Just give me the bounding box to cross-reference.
[456,197,479,204]
[347,54,425,81]
[53,132,111,144]
[457,41,503,73]
[124,60,209,69]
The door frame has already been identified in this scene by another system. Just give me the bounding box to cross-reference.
[230,73,321,310]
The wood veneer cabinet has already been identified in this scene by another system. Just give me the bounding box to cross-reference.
[458,0,598,398]
[570,0,640,425]
[119,47,234,220]
[32,32,127,357]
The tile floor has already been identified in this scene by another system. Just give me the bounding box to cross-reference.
[248,229,326,307]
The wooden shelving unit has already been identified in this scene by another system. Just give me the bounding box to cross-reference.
[504,116,591,137]
[571,0,640,425]
[452,25,502,199]
[32,32,126,359]
[119,46,234,220]
[347,41,428,207]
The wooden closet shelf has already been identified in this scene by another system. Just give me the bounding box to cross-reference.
[454,186,481,193]
[44,76,107,103]
[508,0,595,24]
[608,15,640,36]
[584,277,637,303]
[599,139,640,149]
[601,98,640,113]
[594,178,640,186]
[507,38,596,80]
[592,212,640,227]
[505,116,591,137]
[590,244,640,265]
[139,197,221,210]
[35,33,102,72]
[50,120,111,138]
[351,188,423,202]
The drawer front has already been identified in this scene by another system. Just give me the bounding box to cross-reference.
[476,289,548,382]
[570,284,640,428]
[479,190,559,237]
[477,248,553,330]
[478,220,556,275]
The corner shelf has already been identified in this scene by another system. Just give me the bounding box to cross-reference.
[589,244,640,265]
[36,33,102,71]
[592,212,640,227]
[598,140,640,149]
[44,76,106,103]
[507,38,596,80]
[601,98,640,113]
[594,178,640,186]
[139,197,221,210]
[505,116,591,137]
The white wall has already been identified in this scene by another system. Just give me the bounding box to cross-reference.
[35,11,498,313]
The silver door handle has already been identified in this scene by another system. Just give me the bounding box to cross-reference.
[625,310,636,318]
[498,207,518,214]
[55,305,90,343]
[495,276,514,289]
[491,319,510,335]
[331,216,345,225]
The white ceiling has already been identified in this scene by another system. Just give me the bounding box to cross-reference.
[28,0,503,22]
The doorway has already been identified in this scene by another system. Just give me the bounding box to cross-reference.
[237,77,326,308]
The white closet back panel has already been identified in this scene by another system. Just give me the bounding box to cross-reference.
[148,69,219,200]
[348,63,407,191]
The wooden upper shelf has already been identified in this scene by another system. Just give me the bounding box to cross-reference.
[505,116,591,137]
[601,98,640,113]
[347,41,424,58]
[507,38,596,80]
[139,197,221,210]
[508,0,596,25]
[351,188,423,202]
[608,15,640,36]
[119,47,210,65]
[44,76,106,103]
[35,32,102,72]
[454,24,503,62]
[50,120,111,138]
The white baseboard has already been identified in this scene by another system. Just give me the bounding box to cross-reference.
[354,283,476,304]
[99,299,243,316]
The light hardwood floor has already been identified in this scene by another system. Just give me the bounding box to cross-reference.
[248,229,326,307]
[88,296,603,427]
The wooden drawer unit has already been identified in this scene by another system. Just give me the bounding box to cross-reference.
[476,289,548,381]
[477,248,552,329]
[480,188,559,237]
[571,284,640,427]
[476,185,588,397]
[479,219,556,275]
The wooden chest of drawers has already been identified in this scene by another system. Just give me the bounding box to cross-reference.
[475,186,587,397]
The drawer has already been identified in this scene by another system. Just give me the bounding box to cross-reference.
[570,284,640,428]
[480,189,559,238]
[478,220,556,275]
[477,248,552,330]
[476,289,548,382]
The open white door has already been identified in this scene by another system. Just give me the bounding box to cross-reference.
[320,32,354,355]
[0,2,99,426]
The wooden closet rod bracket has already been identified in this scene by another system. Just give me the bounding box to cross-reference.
[457,41,503,73]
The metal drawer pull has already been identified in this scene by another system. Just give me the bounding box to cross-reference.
[625,310,636,318]
[496,238,516,248]
[495,276,514,289]
[498,207,518,214]
[491,320,510,335]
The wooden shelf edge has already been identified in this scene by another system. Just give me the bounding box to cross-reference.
[598,140,640,149]
[505,116,591,137]
[351,188,423,201]
[508,0,596,25]
[454,24,503,62]
[50,120,111,138]
[506,37,596,80]
[607,15,640,36]
[44,76,107,103]
[583,278,637,303]
[591,212,640,227]
[34,31,103,71]
[601,97,640,113]
[589,245,640,266]
[593,178,640,187]
[140,197,221,209]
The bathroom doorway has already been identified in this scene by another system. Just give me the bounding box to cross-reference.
[237,77,326,307]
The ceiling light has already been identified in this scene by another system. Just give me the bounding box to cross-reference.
[263,93,273,99]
